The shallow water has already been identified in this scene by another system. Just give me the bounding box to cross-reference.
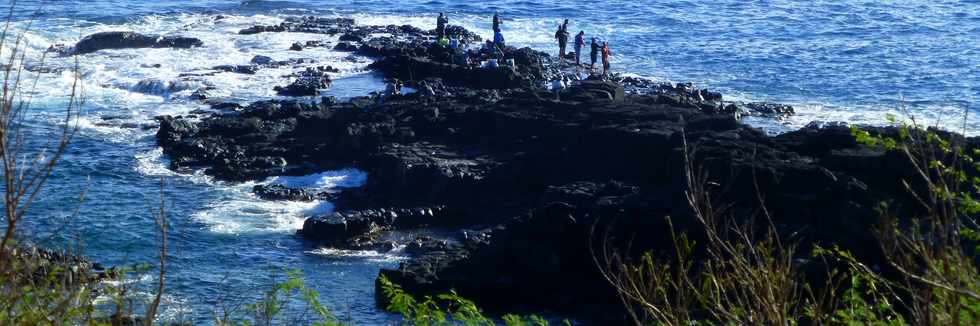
[2,0,978,323]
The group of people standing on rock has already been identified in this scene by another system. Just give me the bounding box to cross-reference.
[435,12,508,65]
[555,19,611,77]
[432,12,613,78]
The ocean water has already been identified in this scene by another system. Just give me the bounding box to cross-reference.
[2,0,978,323]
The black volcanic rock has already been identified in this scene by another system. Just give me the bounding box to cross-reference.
[274,76,330,96]
[298,206,451,246]
[73,31,202,55]
[213,65,259,74]
[150,17,974,324]
[274,68,333,96]
[253,184,327,201]
[239,16,355,35]
[334,42,359,52]
[370,55,526,89]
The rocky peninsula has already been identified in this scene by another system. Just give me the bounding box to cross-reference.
[132,16,972,323]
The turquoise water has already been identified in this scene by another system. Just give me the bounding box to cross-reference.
[3,0,979,323]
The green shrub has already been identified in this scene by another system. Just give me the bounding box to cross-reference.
[378,274,570,326]
[598,120,980,325]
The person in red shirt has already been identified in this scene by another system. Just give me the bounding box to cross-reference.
[601,42,612,77]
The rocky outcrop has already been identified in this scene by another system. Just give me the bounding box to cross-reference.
[8,244,115,286]
[72,31,202,55]
[148,17,970,324]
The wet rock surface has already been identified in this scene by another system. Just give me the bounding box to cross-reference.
[151,17,973,324]
[71,31,203,55]
[274,73,332,96]
[253,184,330,202]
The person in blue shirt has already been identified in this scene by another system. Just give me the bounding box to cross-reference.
[493,30,505,48]
[574,31,585,66]
[450,35,460,49]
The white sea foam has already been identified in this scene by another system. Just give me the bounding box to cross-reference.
[93,273,192,323]
[306,246,407,263]
[191,191,323,235]
[134,147,177,177]
[264,169,368,191]
[190,169,366,235]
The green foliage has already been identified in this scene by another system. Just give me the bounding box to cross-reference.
[597,121,980,325]
[811,246,906,326]
[842,120,980,325]
[378,274,566,326]
[214,270,341,326]
[851,126,898,150]
[0,250,106,325]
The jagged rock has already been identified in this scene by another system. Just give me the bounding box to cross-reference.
[562,80,624,102]
[250,55,273,65]
[370,55,526,89]
[744,101,795,118]
[334,42,358,52]
[213,65,259,74]
[404,236,457,256]
[210,102,243,111]
[274,75,331,96]
[339,32,365,43]
[253,184,327,201]
[190,87,217,100]
[299,206,452,245]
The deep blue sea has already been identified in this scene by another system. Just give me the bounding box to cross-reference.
[3,0,979,324]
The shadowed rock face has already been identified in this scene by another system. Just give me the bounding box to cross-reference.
[151,17,977,324]
[72,31,203,55]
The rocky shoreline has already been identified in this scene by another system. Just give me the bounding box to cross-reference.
[122,16,974,323]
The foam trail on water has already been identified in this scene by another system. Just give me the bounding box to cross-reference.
[191,189,328,235]
[265,169,368,191]
[306,246,407,264]
[189,169,367,235]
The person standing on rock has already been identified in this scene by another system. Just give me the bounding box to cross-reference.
[493,11,502,32]
[555,22,569,64]
[574,31,585,66]
[437,13,449,37]
[493,28,506,49]
[590,37,599,73]
[601,41,612,77]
